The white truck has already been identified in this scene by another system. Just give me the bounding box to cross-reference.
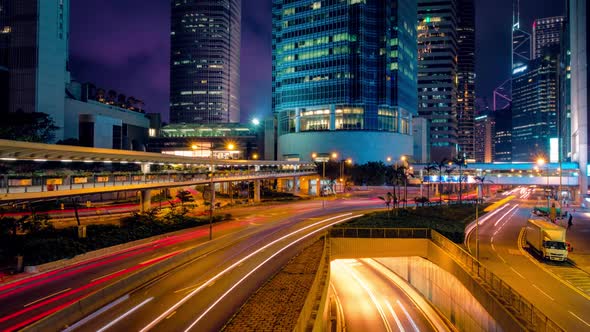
[525,219,568,262]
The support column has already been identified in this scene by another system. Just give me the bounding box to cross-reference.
[139,189,151,213]
[293,177,300,195]
[314,178,321,196]
[254,180,261,203]
[141,162,151,181]
[295,108,301,133]
[329,104,336,130]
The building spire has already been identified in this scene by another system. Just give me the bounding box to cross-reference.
[513,0,520,30]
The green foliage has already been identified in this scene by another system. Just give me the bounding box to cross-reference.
[0,211,233,266]
[350,161,388,185]
[336,204,485,243]
[0,111,59,143]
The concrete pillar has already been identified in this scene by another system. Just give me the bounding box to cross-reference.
[254,180,261,202]
[139,189,151,213]
[295,108,301,133]
[293,176,300,194]
[315,178,321,196]
[329,104,336,130]
[141,163,151,181]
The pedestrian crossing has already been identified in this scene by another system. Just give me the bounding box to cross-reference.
[544,262,590,296]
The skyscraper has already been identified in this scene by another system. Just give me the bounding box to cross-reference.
[418,0,459,161]
[456,0,475,160]
[512,0,531,70]
[474,112,495,163]
[512,48,559,162]
[494,107,512,162]
[569,0,588,198]
[0,0,69,139]
[533,16,565,59]
[272,0,418,163]
[170,0,241,124]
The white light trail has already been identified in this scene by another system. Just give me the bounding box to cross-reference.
[139,213,356,332]
[97,297,153,332]
[397,300,420,332]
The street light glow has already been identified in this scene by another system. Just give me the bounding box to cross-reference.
[227,143,235,150]
[537,158,546,166]
[252,118,260,126]
[386,156,392,162]
[331,152,338,159]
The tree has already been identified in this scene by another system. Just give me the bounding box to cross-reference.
[56,138,81,146]
[451,156,468,204]
[0,111,59,143]
[424,165,437,201]
[429,158,449,205]
[176,190,194,207]
[107,90,117,105]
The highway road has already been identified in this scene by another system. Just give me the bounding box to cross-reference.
[330,258,448,332]
[0,195,384,331]
[465,187,590,330]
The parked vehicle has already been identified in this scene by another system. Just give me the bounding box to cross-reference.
[526,219,568,262]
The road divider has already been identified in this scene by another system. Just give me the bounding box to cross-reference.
[23,213,358,332]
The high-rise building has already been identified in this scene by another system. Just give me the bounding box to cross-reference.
[569,0,588,197]
[272,0,418,163]
[512,48,559,162]
[0,0,70,139]
[474,112,494,163]
[418,0,459,161]
[558,7,571,163]
[512,0,531,70]
[533,16,565,59]
[494,107,512,162]
[170,0,241,124]
[456,0,475,160]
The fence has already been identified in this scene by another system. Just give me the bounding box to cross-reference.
[331,227,564,332]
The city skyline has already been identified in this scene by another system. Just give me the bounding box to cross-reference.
[69,0,563,123]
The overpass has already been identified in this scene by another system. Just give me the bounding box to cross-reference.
[0,139,320,209]
[412,162,582,199]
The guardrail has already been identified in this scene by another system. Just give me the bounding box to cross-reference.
[0,170,317,195]
[330,227,564,332]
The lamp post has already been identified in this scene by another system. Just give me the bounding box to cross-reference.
[339,158,352,192]
[400,156,409,208]
[312,152,336,208]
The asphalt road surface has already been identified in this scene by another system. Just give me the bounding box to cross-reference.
[465,187,590,330]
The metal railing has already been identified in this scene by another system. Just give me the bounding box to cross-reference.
[0,170,317,194]
[330,227,564,332]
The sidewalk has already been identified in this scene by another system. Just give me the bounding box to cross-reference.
[559,204,590,275]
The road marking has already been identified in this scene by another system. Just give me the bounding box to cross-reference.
[97,297,154,332]
[166,311,176,320]
[569,311,590,327]
[24,288,71,307]
[140,213,358,332]
[140,249,183,265]
[510,267,525,279]
[497,255,506,263]
[338,261,393,332]
[385,300,405,332]
[397,300,420,332]
[174,282,205,294]
[533,284,555,301]
[63,294,130,332]
[490,241,496,251]
[91,269,126,282]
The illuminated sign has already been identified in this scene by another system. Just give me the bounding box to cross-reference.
[550,138,559,163]
[512,65,527,75]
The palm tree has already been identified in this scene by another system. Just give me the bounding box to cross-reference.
[107,90,117,105]
[424,165,437,201]
[452,156,468,204]
[430,158,449,205]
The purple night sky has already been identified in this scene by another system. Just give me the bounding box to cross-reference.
[69,0,564,123]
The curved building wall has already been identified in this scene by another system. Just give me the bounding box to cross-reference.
[278,131,412,164]
[272,0,417,163]
[170,0,241,124]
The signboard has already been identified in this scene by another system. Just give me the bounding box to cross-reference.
[9,179,32,186]
[132,175,142,181]
[115,176,127,182]
[46,178,63,185]
[96,176,109,183]
[74,177,88,184]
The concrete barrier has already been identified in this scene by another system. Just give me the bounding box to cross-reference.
[23,230,226,332]
[293,235,330,332]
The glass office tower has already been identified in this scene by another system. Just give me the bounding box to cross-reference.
[170,0,241,124]
[272,0,418,163]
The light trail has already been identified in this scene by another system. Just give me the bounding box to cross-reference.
[96,297,154,332]
[385,299,405,332]
[337,260,393,332]
[397,300,420,332]
[138,213,357,332]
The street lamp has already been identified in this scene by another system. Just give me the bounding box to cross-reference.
[338,158,352,192]
[312,152,336,208]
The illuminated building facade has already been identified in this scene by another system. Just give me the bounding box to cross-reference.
[272,0,418,163]
[418,0,459,160]
[0,0,70,139]
[456,0,475,159]
[533,16,565,59]
[474,113,494,163]
[170,0,241,124]
[512,49,559,162]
